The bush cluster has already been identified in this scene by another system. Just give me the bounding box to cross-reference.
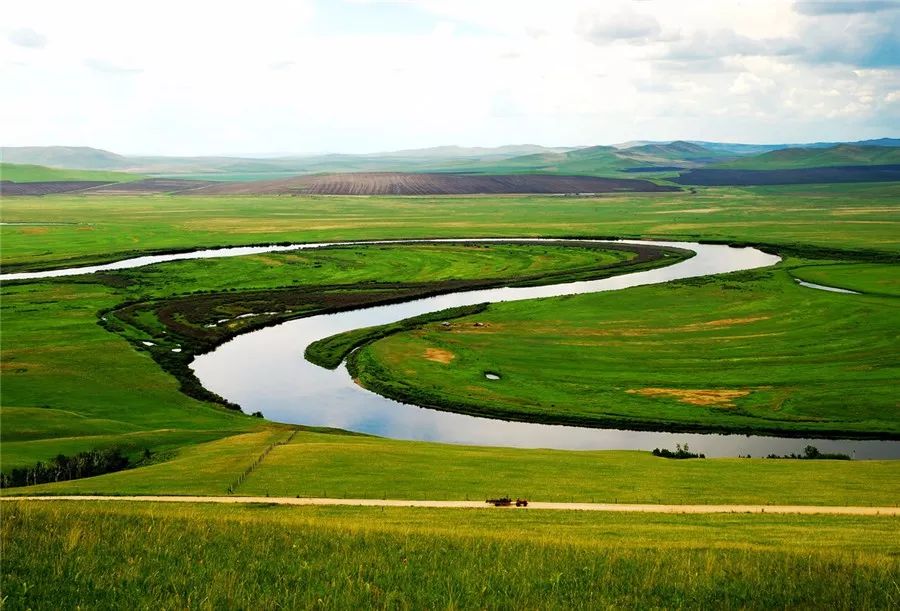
[651,443,705,459]
[1,447,133,488]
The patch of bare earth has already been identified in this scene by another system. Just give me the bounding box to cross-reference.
[195,172,679,195]
[627,387,750,407]
[424,348,455,364]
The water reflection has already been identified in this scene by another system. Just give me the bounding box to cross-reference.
[189,239,900,459]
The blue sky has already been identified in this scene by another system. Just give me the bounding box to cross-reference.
[2,0,899,155]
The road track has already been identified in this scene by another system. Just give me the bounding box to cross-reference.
[2,496,897,515]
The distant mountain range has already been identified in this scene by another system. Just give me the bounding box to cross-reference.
[2,138,898,182]
[614,138,900,155]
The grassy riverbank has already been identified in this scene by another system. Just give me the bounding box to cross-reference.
[351,259,900,437]
[1,189,896,471]
[3,500,898,608]
[1,242,660,469]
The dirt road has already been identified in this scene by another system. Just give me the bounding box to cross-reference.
[2,496,897,515]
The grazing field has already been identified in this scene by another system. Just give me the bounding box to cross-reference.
[791,262,900,296]
[12,429,899,506]
[1,185,897,500]
[3,501,898,609]
[713,144,900,170]
[0,162,142,183]
[194,171,678,195]
[0,242,654,470]
[352,261,900,436]
[2,183,899,273]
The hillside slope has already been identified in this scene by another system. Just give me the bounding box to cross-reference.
[0,163,142,183]
[714,144,900,170]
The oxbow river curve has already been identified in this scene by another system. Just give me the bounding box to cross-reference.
[4,238,897,458]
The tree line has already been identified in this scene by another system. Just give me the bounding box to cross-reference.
[1,447,135,488]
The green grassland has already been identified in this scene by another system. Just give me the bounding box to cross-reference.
[1,184,898,474]
[3,182,899,607]
[0,243,650,470]
[2,182,899,273]
[351,261,900,437]
[792,262,900,296]
[3,501,898,609]
[714,144,900,170]
[14,429,899,506]
[0,162,142,183]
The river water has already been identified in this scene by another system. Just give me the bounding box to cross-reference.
[179,239,896,459]
[5,238,895,458]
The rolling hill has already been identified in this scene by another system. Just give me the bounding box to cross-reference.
[713,144,900,170]
[0,147,131,170]
[0,162,142,183]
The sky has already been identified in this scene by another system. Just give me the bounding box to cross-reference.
[2,0,899,155]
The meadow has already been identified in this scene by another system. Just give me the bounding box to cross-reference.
[2,182,898,272]
[2,182,899,608]
[1,242,655,469]
[3,500,898,609]
[351,259,900,436]
[12,429,899,506]
[0,162,141,183]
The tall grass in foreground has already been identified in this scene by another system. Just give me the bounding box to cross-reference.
[2,502,897,609]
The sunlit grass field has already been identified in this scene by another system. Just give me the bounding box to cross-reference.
[12,429,899,507]
[2,183,899,608]
[353,260,900,436]
[2,183,898,272]
[3,501,898,609]
[0,243,644,469]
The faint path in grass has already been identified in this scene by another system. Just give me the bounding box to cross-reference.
[3,496,897,515]
[227,429,298,494]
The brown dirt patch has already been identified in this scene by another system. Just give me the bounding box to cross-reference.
[424,348,455,364]
[17,227,48,235]
[627,387,750,407]
[195,172,679,196]
[677,316,770,331]
[653,208,722,214]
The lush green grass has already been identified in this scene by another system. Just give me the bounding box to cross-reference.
[792,262,900,296]
[3,501,898,609]
[2,183,898,272]
[0,279,257,468]
[353,261,900,436]
[306,303,490,369]
[1,185,897,497]
[1,243,644,470]
[715,144,900,170]
[14,429,899,506]
[0,162,142,183]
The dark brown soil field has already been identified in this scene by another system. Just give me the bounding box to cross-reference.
[87,178,218,194]
[675,164,900,185]
[196,172,679,195]
[0,180,112,196]
[1,178,217,196]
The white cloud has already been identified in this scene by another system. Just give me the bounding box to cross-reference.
[730,72,777,94]
[0,0,896,153]
[7,27,46,49]
[578,8,661,44]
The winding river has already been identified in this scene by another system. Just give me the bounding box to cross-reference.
[5,238,897,458]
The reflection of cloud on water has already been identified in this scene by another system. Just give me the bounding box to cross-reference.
[186,239,893,458]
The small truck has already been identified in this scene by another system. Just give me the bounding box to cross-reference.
[486,497,528,507]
